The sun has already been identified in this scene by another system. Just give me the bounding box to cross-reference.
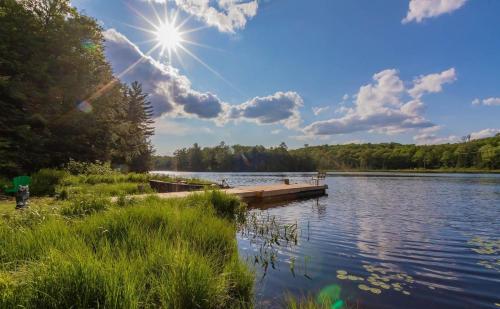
[156,21,182,53]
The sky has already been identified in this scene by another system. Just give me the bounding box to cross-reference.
[71,0,500,155]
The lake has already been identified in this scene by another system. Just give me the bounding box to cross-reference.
[154,171,500,308]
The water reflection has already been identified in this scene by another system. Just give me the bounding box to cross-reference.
[154,171,500,308]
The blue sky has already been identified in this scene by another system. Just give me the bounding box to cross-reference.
[72,0,500,154]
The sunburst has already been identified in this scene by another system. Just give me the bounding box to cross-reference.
[84,2,240,105]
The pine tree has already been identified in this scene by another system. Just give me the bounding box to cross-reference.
[123,81,155,172]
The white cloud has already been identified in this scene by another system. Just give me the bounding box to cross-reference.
[402,0,467,24]
[413,127,500,144]
[289,134,330,142]
[312,106,330,116]
[472,97,500,106]
[171,0,258,33]
[104,28,223,118]
[342,94,349,101]
[304,68,456,136]
[225,91,303,129]
[408,68,456,99]
[413,126,459,145]
[104,28,303,128]
[470,128,500,140]
[271,129,281,135]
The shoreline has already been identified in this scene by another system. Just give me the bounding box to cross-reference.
[324,169,500,174]
[154,169,500,174]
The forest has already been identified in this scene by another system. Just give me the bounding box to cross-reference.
[0,0,154,176]
[2,0,499,177]
[153,135,500,172]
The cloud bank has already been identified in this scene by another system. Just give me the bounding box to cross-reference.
[142,0,258,33]
[472,97,500,106]
[403,0,467,24]
[103,28,302,128]
[470,128,500,140]
[303,68,456,136]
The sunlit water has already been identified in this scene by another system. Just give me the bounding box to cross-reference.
[154,171,500,308]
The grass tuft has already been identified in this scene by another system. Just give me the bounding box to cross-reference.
[0,191,253,308]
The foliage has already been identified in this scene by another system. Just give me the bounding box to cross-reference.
[185,190,247,221]
[0,193,254,308]
[0,0,154,176]
[158,141,315,172]
[30,169,69,196]
[293,134,500,170]
[64,159,114,175]
[60,195,110,217]
[155,135,500,172]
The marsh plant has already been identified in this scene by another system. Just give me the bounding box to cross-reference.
[0,192,253,308]
[238,211,302,278]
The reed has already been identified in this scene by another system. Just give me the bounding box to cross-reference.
[0,191,253,308]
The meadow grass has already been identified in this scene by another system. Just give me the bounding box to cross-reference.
[0,190,253,308]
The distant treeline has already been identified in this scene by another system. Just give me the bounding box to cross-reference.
[153,135,500,171]
[0,0,154,176]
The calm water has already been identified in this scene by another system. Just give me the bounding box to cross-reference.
[154,171,500,308]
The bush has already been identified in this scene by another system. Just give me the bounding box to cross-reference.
[64,159,114,175]
[0,176,11,193]
[31,169,69,196]
[60,196,110,217]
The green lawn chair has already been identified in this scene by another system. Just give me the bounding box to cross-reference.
[3,176,31,195]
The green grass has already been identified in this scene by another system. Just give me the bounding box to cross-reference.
[0,191,253,308]
[58,172,213,198]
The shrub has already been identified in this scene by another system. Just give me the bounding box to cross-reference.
[64,159,114,175]
[60,196,110,217]
[31,169,69,196]
[0,176,10,190]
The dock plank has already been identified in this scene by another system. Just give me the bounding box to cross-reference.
[123,183,328,204]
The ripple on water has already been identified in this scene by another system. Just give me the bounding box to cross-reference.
[157,171,500,309]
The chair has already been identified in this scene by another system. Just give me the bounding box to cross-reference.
[311,172,326,186]
[3,176,31,195]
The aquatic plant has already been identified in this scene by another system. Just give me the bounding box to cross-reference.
[239,211,299,278]
[334,264,414,296]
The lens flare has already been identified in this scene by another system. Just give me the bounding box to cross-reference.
[77,100,93,113]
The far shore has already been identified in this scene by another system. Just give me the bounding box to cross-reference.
[324,168,500,174]
[153,169,500,174]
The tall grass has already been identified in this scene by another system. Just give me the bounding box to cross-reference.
[31,169,69,196]
[0,193,253,308]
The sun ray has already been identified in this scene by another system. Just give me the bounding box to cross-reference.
[126,3,160,31]
[148,0,163,26]
[179,25,211,35]
[86,42,162,103]
[182,40,226,52]
[119,22,158,36]
[121,3,240,93]
[177,44,241,93]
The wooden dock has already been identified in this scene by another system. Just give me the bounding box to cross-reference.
[128,183,328,204]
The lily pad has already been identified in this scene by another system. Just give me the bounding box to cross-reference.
[358,284,370,291]
[369,288,382,294]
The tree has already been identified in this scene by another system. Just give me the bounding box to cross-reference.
[0,1,157,174]
[188,143,204,171]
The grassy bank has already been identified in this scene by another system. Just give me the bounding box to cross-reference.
[0,167,354,308]
[0,190,253,308]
